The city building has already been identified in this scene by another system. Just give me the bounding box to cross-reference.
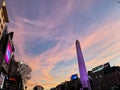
[0,0,9,39]
[50,74,82,90]
[3,74,24,90]
[51,79,81,90]
[51,63,120,90]
[88,63,120,90]
[0,32,14,90]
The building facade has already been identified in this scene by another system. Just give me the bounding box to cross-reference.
[50,79,81,90]
[50,74,82,90]
[88,63,120,90]
[0,0,9,39]
[0,1,9,89]
[51,63,120,90]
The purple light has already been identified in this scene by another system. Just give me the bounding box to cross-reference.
[4,41,12,64]
[76,40,91,90]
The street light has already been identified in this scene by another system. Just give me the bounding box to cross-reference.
[19,61,23,65]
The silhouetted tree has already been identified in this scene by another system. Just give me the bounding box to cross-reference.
[17,62,32,83]
[9,59,32,84]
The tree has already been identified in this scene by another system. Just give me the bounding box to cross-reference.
[17,62,32,83]
[8,59,32,84]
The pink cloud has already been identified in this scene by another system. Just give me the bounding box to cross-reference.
[8,18,120,89]
[81,21,120,69]
[7,1,120,89]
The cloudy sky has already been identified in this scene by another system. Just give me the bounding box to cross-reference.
[6,0,120,89]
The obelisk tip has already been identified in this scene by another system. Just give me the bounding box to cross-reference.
[75,40,80,44]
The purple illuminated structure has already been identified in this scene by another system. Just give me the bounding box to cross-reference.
[75,40,91,90]
[4,40,12,64]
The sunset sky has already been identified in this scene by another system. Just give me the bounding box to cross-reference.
[6,0,120,90]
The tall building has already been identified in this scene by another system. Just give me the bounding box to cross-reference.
[0,0,9,39]
[88,63,120,90]
[0,1,9,89]
[75,40,91,90]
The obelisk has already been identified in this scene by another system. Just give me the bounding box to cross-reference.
[75,40,91,90]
